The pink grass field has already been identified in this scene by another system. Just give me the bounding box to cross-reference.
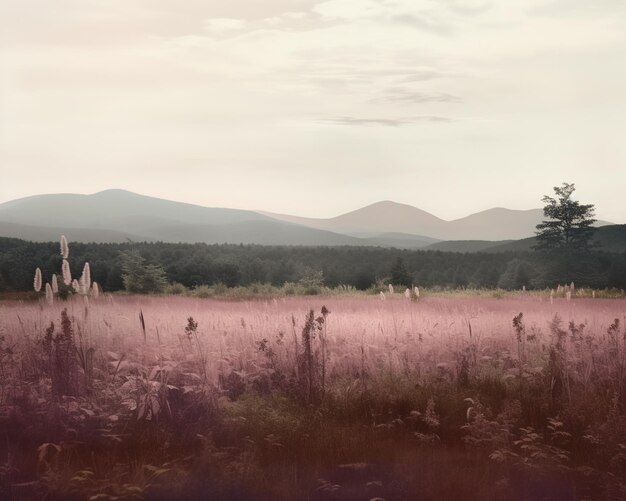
[2,294,625,384]
[2,293,626,499]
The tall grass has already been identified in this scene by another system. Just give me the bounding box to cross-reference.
[0,294,625,499]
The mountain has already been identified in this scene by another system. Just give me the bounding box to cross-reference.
[443,208,544,241]
[589,224,626,253]
[425,225,626,253]
[0,189,271,234]
[427,240,516,252]
[133,220,371,247]
[264,202,613,241]
[0,191,439,248]
[0,221,137,244]
[262,201,447,237]
[0,190,617,248]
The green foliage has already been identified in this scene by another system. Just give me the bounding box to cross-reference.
[41,309,79,396]
[498,259,535,289]
[390,256,412,287]
[1,237,626,294]
[535,182,597,253]
[120,250,168,294]
[164,282,188,295]
[296,267,325,294]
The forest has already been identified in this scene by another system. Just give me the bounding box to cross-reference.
[1,236,625,293]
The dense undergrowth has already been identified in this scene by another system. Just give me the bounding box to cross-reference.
[1,296,626,500]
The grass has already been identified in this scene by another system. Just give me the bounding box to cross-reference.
[1,294,626,499]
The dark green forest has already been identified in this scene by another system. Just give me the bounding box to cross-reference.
[1,237,625,292]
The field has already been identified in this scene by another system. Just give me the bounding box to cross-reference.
[1,293,626,500]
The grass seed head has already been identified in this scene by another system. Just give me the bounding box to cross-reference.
[82,262,91,289]
[60,235,69,259]
[62,259,72,285]
[33,267,42,292]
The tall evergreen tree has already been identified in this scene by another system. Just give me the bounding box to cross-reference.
[534,183,598,284]
[534,183,597,253]
[120,250,168,293]
[389,256,412,287]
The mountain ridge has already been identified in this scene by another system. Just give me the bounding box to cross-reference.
[0,190,616,247]
[263,201,613,241]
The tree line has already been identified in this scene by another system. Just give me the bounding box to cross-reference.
[1,182,623,293]
[1,237,625,293]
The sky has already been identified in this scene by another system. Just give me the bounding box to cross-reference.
[1,0,625,222]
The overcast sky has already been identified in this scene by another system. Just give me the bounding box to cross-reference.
[1,0,625,221]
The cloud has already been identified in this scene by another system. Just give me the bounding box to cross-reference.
[319,115,453,126]
[397,70,448,82]
[375,88,461,104]
[312,0,385,20]
[526,0,626,18]
[203,18,247,36]
[0,0,326,46]
[2,0,626,224]
[446,0,492,16]
[390,12,454,35]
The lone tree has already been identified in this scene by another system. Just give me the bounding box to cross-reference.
[390,256,412,287]
[120,250,168,294]
[534,183,597,254]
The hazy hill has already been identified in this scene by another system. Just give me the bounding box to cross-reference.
[427,240,516,252]
[132,220,372,247]
[0,190,617,248]
[0,221,137,244]
[426,225,626,253]
[0,191,439,248]
[444,208,544,241]
[264,202,612,241]
[0,190,271,234]
[262,201,447,237]
[590,224,626,252]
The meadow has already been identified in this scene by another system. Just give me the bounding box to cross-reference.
[1,292,626,500]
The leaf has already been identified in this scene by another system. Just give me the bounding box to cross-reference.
[37,443,61,463]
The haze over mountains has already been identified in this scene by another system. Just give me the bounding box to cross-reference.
[262,202,568,241]
[0,189,616,250]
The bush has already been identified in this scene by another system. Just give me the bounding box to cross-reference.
[165,282,189,295]
[120,250,168,294]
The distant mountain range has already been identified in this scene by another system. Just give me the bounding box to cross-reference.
[433,224,626,254]
[0,189,620,251]
[262,202,559,241]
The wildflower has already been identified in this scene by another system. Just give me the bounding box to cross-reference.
[33,268,42,292]
[60,235,69,259]
[81,262,91,289]
[62,259,71,285]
